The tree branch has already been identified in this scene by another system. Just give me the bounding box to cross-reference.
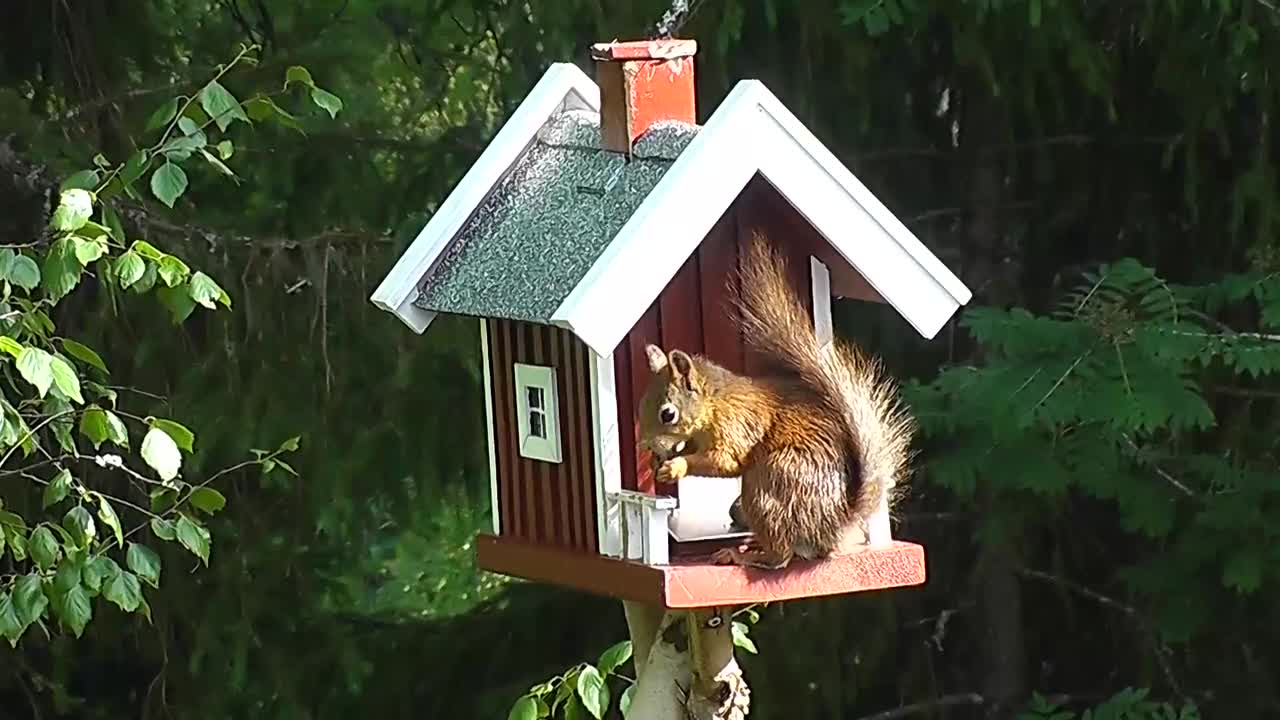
[851,692,985,720]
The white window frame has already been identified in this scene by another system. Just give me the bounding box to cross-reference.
[513,363,562,463]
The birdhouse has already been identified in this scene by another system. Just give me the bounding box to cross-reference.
[371,39,971,609]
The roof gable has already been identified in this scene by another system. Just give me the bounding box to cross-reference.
[369,62,600,332]
[549,79,971,358]
[413,111,696,323]
[372,62,972,358]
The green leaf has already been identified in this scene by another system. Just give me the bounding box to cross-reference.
[157,284,197,323]
[80,407,109,448]
[84,555,121,594]
[216,140,234,160]
[575,666,608,720]
[13,573,47,628]
[97,495,124,548]
[731,621,758,654]
[0,336,22,358]
[198,80,249,131]
[7,529,27,562]
[60,170,100,192]
[49,355,83,404]
[278,436,301,452]
[55,583,91,637]
[60,339,108,374]
[53,555,82,595]
[150,517,177,541]
[29,526,60,570]
[159,134,204,162]
[141,426,182,481]
[149,419,194,452]
[619,686,634,717]
[176,116,206,142]
[127,543,162,589]
[130,240,165,261]
[114,251,146,289]
[16,347,53,397]
[80,407,121,445]
[120,150,150,191]
[50,189,94,232]
[597,640,633,675]
[41,238,83,302]
[63,506,95,547]
[246,96,304,133]
[157,255,190,287]
[104,570,143,613]
[189,487,226,515]
[188,271,231,309]
[285,65,315,88]
[199,149,237,179]
[509,696,538,720]
[150,162,188,208]
[144,98,179,133]
[72,235,109,266]
[0,592,22,647]
[92,153,110,168]
[43,468,72,508]
[9,255,40,292]
[1223,549,1262,594]
[103,410,128,448]
[0,510,29,532]
[132,262,158,294]
[1029,0,1042,26]
[102,204,126,244]
[176,514,211,565]
[310,87,343,118]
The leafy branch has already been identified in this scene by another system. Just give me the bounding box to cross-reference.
[0,45,341,648]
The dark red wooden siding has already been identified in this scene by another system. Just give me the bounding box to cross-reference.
[488,318,598,552]
[613,176,826,493]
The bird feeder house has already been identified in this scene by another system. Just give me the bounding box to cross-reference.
[372,39,971,609]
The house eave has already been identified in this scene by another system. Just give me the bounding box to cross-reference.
[369,62,602,333]
[550,78,973,358]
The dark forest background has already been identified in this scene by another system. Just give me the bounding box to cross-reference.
[1,1,1279,718]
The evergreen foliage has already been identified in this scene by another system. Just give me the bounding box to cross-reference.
[0,0,1278,718]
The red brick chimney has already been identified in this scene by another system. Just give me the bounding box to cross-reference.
[590,39,697,155]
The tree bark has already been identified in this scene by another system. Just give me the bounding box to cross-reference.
[958,78,1027,719]
[623,601,750,720]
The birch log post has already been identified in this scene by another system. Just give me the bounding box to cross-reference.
[623,601,751,720]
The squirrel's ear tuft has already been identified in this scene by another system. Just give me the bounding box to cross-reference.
[645,344,669,374]
[668,350,695,380]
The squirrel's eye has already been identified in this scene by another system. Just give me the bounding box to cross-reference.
[659,404,679,424]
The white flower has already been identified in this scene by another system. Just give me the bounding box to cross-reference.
[94,453,124,468]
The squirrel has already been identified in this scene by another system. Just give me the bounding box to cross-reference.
[637,231,915,570]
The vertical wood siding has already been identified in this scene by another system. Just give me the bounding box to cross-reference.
[488,318,598,552]
[613,175,824,494]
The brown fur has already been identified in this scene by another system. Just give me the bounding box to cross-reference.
[637,231,916,570]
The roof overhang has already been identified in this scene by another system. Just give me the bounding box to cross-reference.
[550,79,972,357]
[371,63,972,358]
[369,62,600,333]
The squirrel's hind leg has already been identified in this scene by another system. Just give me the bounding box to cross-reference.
[711,546,793,570]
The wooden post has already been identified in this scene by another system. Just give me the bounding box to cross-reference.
[623,601,751,719]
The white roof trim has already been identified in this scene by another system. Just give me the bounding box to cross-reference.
[369,62,600,333]
[551,79,972,358]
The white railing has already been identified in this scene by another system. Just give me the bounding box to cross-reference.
[611,489,679,565]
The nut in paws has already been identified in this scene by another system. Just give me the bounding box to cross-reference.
[657,456,688,483]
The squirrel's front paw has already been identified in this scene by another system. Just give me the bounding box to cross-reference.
[711,547,742,565]
[656,456,688,484]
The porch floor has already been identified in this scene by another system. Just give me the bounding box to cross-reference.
[476,533,926,608]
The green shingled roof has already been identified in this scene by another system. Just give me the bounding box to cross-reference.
[413,109,699,322]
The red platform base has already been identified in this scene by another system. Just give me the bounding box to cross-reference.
[476,534,926,608]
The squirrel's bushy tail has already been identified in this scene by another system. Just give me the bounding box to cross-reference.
[732,231,916,519]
